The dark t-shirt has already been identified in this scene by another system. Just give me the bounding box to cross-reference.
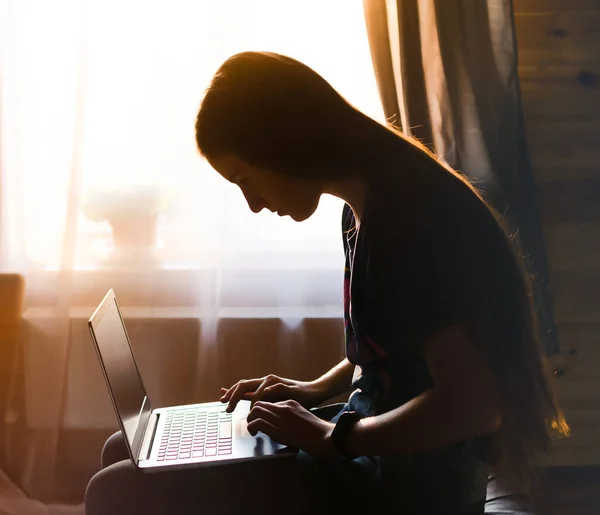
[340,167,504,511]
[342,174,459,415]
[342,167,502,433]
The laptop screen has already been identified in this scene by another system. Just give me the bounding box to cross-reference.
[90,292,151,455]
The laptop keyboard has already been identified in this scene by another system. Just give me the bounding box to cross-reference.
[157,408,233,461]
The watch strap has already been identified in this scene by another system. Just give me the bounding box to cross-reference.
[331,411,360,458]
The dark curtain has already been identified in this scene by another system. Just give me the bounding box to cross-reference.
[363,0,559,356]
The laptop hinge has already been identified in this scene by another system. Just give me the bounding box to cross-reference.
[138,412,159,462]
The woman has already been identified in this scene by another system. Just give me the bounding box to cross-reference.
[86,51,560,515]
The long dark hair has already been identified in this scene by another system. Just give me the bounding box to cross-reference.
[196,51,565,484]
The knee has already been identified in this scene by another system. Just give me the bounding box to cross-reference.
[86,460,140,515]
[86,467,121,515]
[101,431,128,469]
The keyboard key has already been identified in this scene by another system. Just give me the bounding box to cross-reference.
[205,447,217,456]
[219,422,232,439]
[167,455,178,460]
[218,448,232,455]
[179,452,191,459]
[192,450,204,458]
[157,456,165,461]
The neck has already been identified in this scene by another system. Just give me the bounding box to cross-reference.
[323,178,367,221]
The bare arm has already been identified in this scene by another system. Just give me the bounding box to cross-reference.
[310,358,355,404]
[222,357,355,412]
[344,325,502,456]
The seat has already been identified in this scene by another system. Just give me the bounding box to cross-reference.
[485,474,535,514]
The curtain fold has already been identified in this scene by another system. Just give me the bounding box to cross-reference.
[363,0,559,356]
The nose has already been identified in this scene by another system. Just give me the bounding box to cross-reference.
[249,202,266,214]
[243,192,267,214]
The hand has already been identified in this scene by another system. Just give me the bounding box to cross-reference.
[247,400,335,457]
[220,374,326,413]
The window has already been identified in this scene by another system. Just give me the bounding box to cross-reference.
[0,0,384,273]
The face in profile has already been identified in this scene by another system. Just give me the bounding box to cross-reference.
[209,155,323,222]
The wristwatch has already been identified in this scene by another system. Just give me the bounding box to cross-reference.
[331,411,361,458]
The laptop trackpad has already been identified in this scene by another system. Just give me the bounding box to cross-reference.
[237,418,293,454]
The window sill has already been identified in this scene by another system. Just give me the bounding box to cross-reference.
[24,267,344,313]
[23,304,343,321]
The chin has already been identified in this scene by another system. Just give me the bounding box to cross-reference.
[290,209,314,222]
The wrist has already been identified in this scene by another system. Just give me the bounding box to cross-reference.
[322,423,337,457]
[331,411,363,458]
[343,418,367,457]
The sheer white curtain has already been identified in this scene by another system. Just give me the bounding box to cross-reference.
[0,0,383,500]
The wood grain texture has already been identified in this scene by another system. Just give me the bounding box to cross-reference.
[538,177,600,222]
[520,72,600,118]
[515,11,600,67]
[557,322,600,351]
[544,223,600,271]
[515,0,600,12]
[551,270,600,324]
[524,114,600,181]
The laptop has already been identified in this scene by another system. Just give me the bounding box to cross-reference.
[88,289,292,472]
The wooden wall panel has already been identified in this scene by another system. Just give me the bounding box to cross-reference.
[525,116,600,179]
[544,223,600,271]
[551,270,600,324]
[515,0,600,12]
[538,178,600,223]
[520,73,600,118]
[514,0,600,466]
[515,12,600,67]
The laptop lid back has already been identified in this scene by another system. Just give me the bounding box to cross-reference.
[89,289,152,463]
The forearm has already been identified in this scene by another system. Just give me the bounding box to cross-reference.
[310,358,355,403]
[345,385,501,457]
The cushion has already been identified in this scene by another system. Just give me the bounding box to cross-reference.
[484,475,535,514]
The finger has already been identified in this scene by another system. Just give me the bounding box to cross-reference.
[225,383,251,412]
[256,398,296,412]
[220,380,253,402]
[221,378,256,403]
[219,388,230,402]
[247,403,279,425]
[252,380,286,406]
[221,387,255,402]
[246,418,284,442]
[220,385,236,403]
[225,384,245,412]
[226,379,263,412]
